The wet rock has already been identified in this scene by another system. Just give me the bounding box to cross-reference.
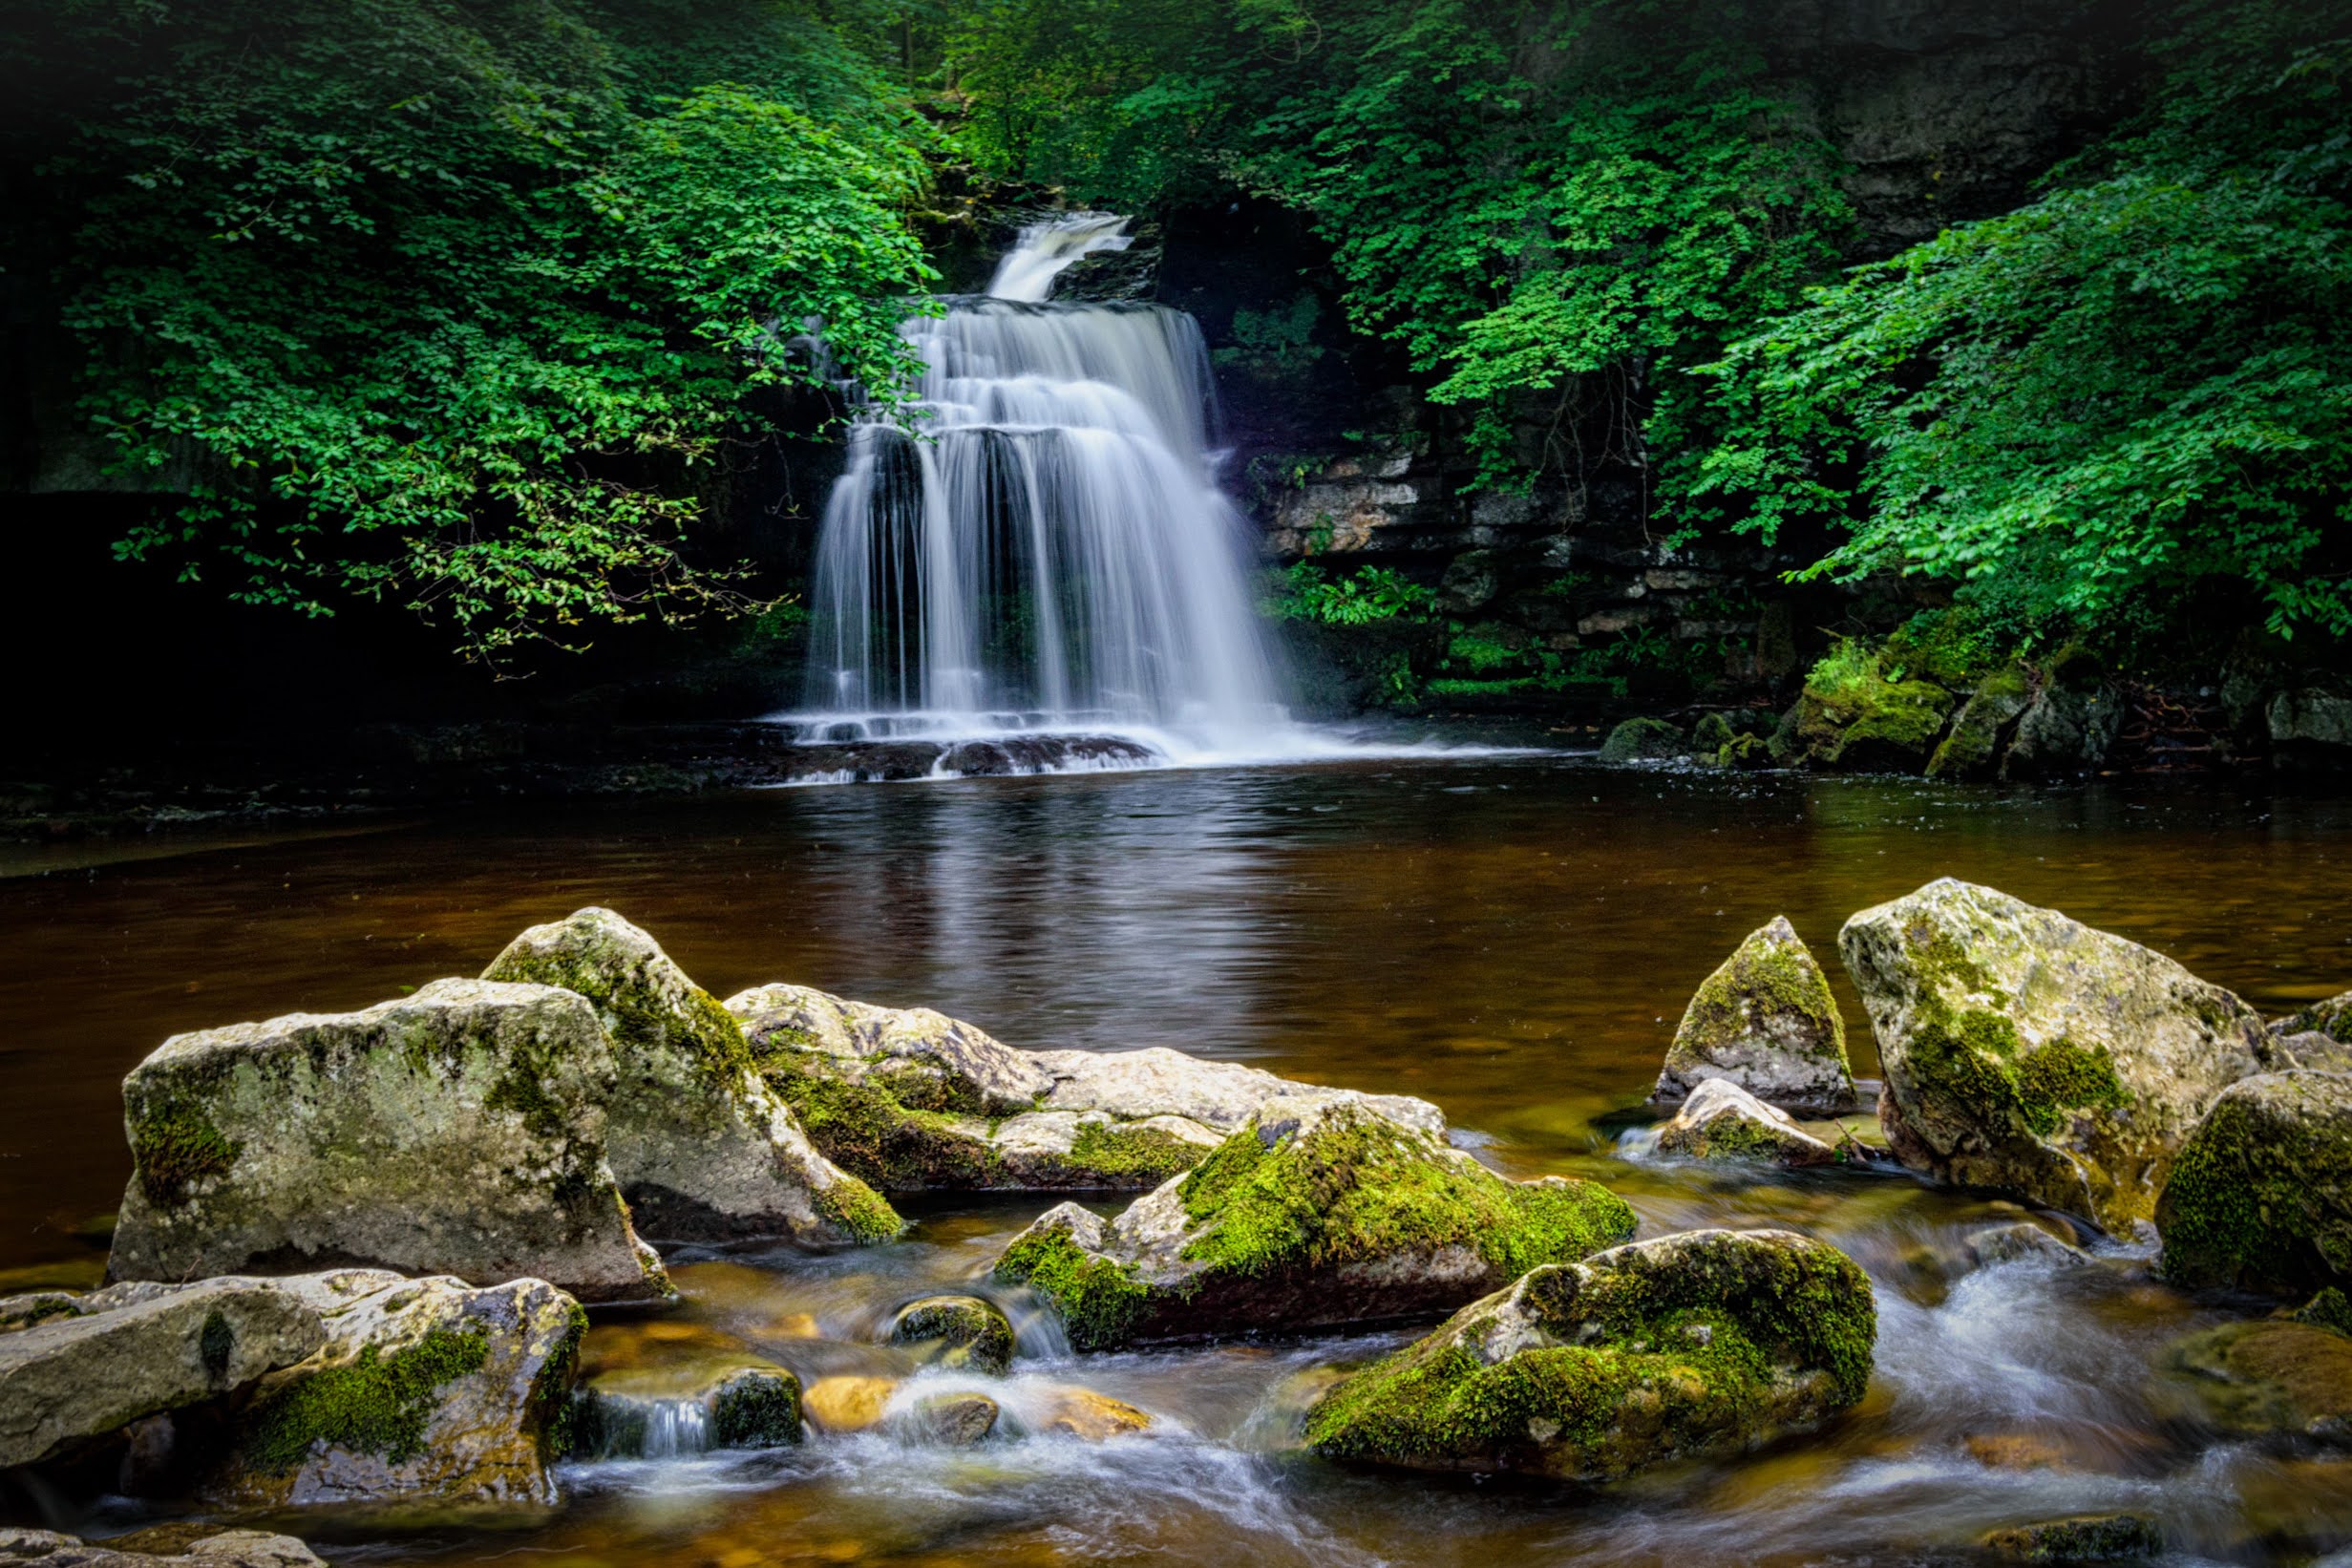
[989,1096,1635,1349]
[1652,917,1856,1114]
[901,1392,998,1445]
[1303,1228,1875,1480]
[801,1375,897,1432]
[888,1296,1014,1374]
[2276,992,2352,1046]
[2157,1070,2352,1294]
[0,1528,325,1566]
[2156,1319,2352,1440]
[1653,1078,1841,1166]
[205,1269,586,1507]
[1034,1388,1152,1439]
[1964,1431,2072,1471]
[104,979,669,1303]
[2002,654,2123,782]
[1841,879,2268,1234]
[987,1112,1222,1189]
[484,908,900,1247]
[1714,732,1774,771]
[0,1280,325,1468]
[571,1358,801,1456]
[1982,1514,2162,1561]
[1965,1221,2090,1270]
[1598,718,1685,763]
[1926,664,2032,781]
[1771,659,1955,772]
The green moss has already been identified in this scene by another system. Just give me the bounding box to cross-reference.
[1982,1514,2161,1562]
[2013,1038,2127,1135]
[484,1062,569,1143]
[241,1328,489,1474]
[527,1302,588,1461]
[764,1058,995,1190]
[873,1061,985,1116]
[2294,1286,2352,1337]
[991,1223,1153,1351]
[2278,993,2352,1044]
[199,1309,234,1378]
[1067,1121,1202,1186]
[130,1094,242,1208]
[1598,717,1686,763]
[711,1370,802,1447]
[890,1296,1015,1372]
[486,927,755,1090]
[1678,925,1844,1060]
[2159,1081,2352,1293]
[813,1174,903,1244]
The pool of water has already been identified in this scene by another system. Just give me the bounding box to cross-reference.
[7,753,2352,1564]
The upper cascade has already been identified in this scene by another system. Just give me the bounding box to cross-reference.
[794,213,1289,753]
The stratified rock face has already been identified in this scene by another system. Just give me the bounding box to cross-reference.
[730,983,1441,1193]
[989,1097,1634,1349]
[106,980,669,1303]
[0,1527,326,1567]
[1653,1079,1840,1167]
[0,1281,325,1468]
[2157,1070,2352,1295]
[1654,917,1855,1114]
[1302,1229,1875,1480]
[205,1269,585,1507]
[484,909,900,1247]
[1840,879,2268,1234]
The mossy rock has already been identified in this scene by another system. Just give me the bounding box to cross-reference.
[1713,732,1773,772]
[1771,648,1955,773]
[569,1357,802,1457]
[1841,879,2268,1234]
[1303,1228,1875,1480]
[1652,1078,1842,1167]
[2157,1070,2352,1295]
[1925,663,2033,781]
[1654,916,1855,1114]
[1598,717,1686,764]
[485,908,901,1248]
[1982,1514,2161,1562]
[888,1295,1015,1374]
[2277,992,2352,1045]
[990,1096,1635,1349]
[2154,1317,2352,1441]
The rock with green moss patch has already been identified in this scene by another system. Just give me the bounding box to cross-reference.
[1302,1227,1875,1479]
[1653,917,1855,1114]
[1841,879,2268,1234]
[1598,718,1686,764]
[569,1357,802,1457]
[0,1280,325,1468]
[989,1096,1635,1349]
[1982,1514,2161,1562]
[888,1295,1015,1373]
[1926,664,2033,781]
[0,1527,327,1566]
[2152,1317,2352,1441]
[107,980,669,1303]
[484,909,899,1248]
[2278,993,2352,1046]
[2156,1070,2352,1295]
[207,1268,586,1507]
[1652,1079,1840,1167]
[1770,650,1956,773]
[2002,650,2122,782]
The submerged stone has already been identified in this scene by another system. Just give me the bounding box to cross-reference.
[1302,1228,1875,1480]
[888,1295,1015,1374]
[1841,879,2268,1234]
[989,1096,1635,1349]
[1982,1514,2162,1562]
[1652,1078,1841,1167]
[485,908,900,1247]
[1653,916,1856,1114]
[2155,1318,2352,1442]
[901,1392,998,1446]
[1033,1387,1151,1439]
[1965,1221,2089,1270]
[2157,1070,2352,1295]
[105,979,669,1303]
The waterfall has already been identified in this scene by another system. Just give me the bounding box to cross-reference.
[793,213,1290,757]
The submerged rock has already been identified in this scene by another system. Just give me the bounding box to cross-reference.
[205,1269,586,1507]
[1302,1228,1875,1480]
[1982,1514,2162,1562]
[1652,916,1856,1114]
[0,1528,325,1567]
[1652,1078,1841,1167]
[105,980,669,1303]
[1841,879,2268,1234]
[0,1280,325,1468]
[2157,1070,2352,1294]
[889,1295,1015,1373]
[1034,1387,1151,1439]
[2155,1318,2352,1441]
[901,1392,998,1445]
[988,1097,1635,1349]
[1965,1221,2090,1270]
[484,908,900,1247]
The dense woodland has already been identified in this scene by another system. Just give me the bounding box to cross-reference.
[3,0,2347,678]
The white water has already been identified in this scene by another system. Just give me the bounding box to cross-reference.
[788,214,1303,763]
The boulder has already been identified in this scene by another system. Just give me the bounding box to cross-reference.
[2156,1070,2352,1294]
[1770,657,1954,772]
[901,1392,997,1445]
[0,1280,325,1468]
[105,980,668,1303]
[1840,879,2268,1234]
[888,1295,1014,1373]
[0,1529,325,1567]
[1598,718,1685,763]
[2275,992,2352,1045]
[1026,1047,1443,1138]
[203,1269,586,1507]
[1302,1229,1875,1479]
[1965,1221,2089,1270]
[2154,1318,2352,1441]
[2269,689,2352,752]
[570,1357,801,1457]
[1652,1078,1841,1167]
[484,909,900,1247]
[989,1097,1634,1349]
[1652,917,1856,1114]
[1033,1388,1151,1439]
[1982,1515,2162,1562]
[801,1374,896,1433]
[2002,652,2122,781]
[1925,664,2032,781]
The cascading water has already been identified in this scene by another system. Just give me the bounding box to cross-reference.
[789,213,1292,760]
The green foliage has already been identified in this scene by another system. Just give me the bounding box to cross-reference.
[9,0,938,661]
[1213,291,1324,385]
[1262,562,1435,625]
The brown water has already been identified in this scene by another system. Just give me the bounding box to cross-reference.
[8,753,2352,1564]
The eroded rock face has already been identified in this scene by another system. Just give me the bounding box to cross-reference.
[1302,1229,1875,1480]
[1653,1078,1841,1167]
[1841,879,2268,1234]
[728,984,1441,1193]
[0,1280,325,1468]
[484,909,900,1248]
[1653,917,1855,1114]
[106,980,668,1303]
[0,1528,325,1567]
[988,1097,1634,1348]
[2157,1070,2352,1295]
[204,1269,585,1508]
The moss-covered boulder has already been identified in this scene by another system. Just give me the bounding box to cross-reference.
[1926,663,2033,781]
[484,909,899,1248]
[1598,718,1685,763]
[1652,916,1855,1114]
[203,1269,585,1507]
[1653,1078,1841,1167]
[988,1097,1634,1349]
[569,1356,801,1457]
[2153,1317,2352,1441]
[1302,1228,1875,1480]
[2278,992,2352,1044]
[1982,1515,2162,1562]
[2156,1070,2352,1294]
[1841,879,2269,1234]
[888,1295,1015,1373]
[1770,649,1955,772]
[0,1280,326,1469]
[106,980,669,1303]
[2002,648,2123,782]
